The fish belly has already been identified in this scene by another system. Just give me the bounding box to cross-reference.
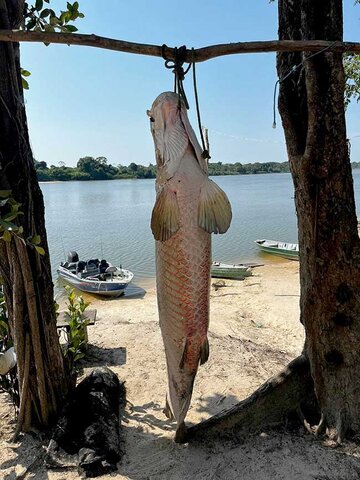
[156,178,211,426]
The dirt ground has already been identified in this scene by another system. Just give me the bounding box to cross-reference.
[1,261,360,479]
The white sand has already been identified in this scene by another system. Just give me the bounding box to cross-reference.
[1,262,360,479]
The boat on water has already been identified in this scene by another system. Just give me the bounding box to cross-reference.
[211,262,252,280]
[57,251,134,297]
[255,239,299,260]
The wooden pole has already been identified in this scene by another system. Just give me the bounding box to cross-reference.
[0,30,360,62]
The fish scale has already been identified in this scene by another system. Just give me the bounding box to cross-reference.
[156,172,211,427]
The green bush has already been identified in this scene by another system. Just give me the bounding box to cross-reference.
[62,286,90,372]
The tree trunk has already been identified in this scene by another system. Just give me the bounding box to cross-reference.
[277,0,360,440]
[0,0,69,434]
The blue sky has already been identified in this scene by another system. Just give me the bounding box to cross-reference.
[21,0,360,167]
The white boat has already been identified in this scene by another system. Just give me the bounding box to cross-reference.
[57,251,133,297]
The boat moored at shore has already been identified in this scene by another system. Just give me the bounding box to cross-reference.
[211,262,253,280]
[57,251,133,297]
[255,239,299,260]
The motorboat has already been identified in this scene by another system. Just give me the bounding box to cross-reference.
[57,251,133,297]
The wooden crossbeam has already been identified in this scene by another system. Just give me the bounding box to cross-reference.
[0,31,359,62]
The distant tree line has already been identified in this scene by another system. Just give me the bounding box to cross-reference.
[35,157,360,181]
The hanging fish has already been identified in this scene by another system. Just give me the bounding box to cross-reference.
[148,92,232,442]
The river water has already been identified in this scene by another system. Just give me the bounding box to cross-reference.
[41,171,360,291]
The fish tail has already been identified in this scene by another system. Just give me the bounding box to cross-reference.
[163,394,174,420]
[168,373,195,427]
[174,421,187,444]
[200,337,209,365]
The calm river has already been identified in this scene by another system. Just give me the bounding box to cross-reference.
[41,171,360,290]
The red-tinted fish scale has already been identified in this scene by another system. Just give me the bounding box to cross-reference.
[156,176,211,381]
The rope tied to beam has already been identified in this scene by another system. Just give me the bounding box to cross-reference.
[162,44,191,109]
[162,45,211,160]
[192,48,210,160]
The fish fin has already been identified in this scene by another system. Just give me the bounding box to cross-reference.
[163,395,174,420]
[179,339,189,370]
[200,338,209,365]
[174,421,187,444]
[151,186,180,241]
[198,179,232,234]
[180,338,209,368]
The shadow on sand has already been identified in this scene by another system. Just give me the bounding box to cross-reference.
[3,392,360,480]
[79,343,127,368]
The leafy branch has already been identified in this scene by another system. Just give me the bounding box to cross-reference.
[24,1,84,33]
[344,54,360,108]
[0,190,45,255]
[20,68,31,90]
[62,286,90,372]
[21,1,84,88]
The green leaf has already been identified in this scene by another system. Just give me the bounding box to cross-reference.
[60,11,70,23]
[26,18,37,30]
[35,245,45,255]
[3,213,18,222]
[50,16,61,26]
[31,234,41,245]
[0,219,17,230]
[0,190,11,198]
[73,2,79,10]
[0,319,9,332]
[64,24,78,32]
[40,8,51,18]
[22,78,29,90]
[44,24,55,33]
[21,69,31,77]
[35,0,43,11]
[1,230,12,242]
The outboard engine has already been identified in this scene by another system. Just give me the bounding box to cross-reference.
[67,251,79,263]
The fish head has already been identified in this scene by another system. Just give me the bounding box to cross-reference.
[147,92,207,181]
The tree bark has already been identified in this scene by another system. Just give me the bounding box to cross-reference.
[277,0,360,440]
[0,0,68,434]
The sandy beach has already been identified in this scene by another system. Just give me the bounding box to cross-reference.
[1,261,360,479]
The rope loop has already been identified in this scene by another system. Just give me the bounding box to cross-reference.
[162,44,190,109]
[162,45,210,161]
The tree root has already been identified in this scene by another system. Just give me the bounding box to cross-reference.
[184,355,319,443]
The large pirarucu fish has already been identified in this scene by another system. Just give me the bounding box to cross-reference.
[148,92,232,442]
